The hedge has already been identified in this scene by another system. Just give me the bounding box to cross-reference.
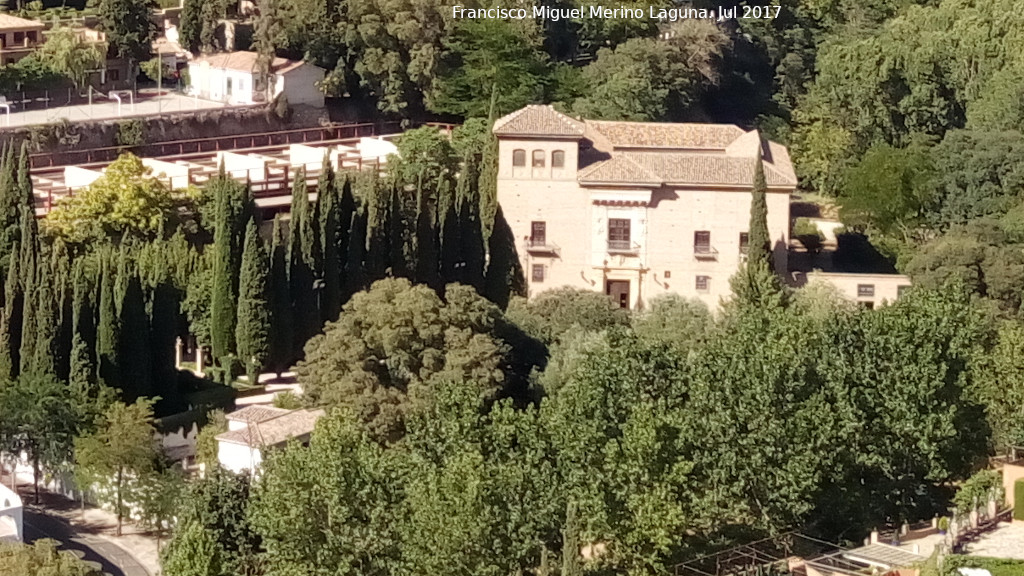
[1016,478,1024,521]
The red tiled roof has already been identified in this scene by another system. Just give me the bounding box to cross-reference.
[493,105,586,138]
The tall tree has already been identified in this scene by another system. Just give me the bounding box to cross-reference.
[117,251,154,401]
[74,399,160,536]
[748,157,771,269]
[69,260,96,394]
[387,183,413,278]
[268,216,294,377]
[288,168,319,355]
[414,177,441,292]
[343,205,368,301]
[456,156,486,291]
[96,251,121,393]
[562,502,583,576]
[365,179,391,281]
[178,0,202,53]
[0,373,82,503]
[31,258,59,378]
[317,156,343,321]
[0,241,21,380]
[210,174,241,367]
[484,206,524,310]
[236,220,271,385]
[252,0,281,99]
[95,0,158,86]
[438,179,462,285]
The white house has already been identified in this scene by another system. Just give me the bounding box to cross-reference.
[216,406,324,474]
[188,51,326,107]
[0,483,22,543]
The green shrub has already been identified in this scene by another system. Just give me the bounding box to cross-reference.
[1015,478,1024,520]
[943,555,1024,576]
[115,118,146,148]
[954,469,1003,514]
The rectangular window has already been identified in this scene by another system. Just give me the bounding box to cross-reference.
[857,284,875,298]
[694,231,711,253]
[13,32,23,44]
[696,275,710,292]
[226,77,233,95]
[739,232,749,254]
[608,218,631,250]
[530,221,546,246]
[109,69,120,81]
[532,264,545,283]
[512,149,526,167]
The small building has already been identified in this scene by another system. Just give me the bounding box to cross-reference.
[0,483,22,543]
[0,14,44,66]
[216,405,324,474]
[187,51,326,107]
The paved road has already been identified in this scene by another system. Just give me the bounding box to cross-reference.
[22,507,152,576]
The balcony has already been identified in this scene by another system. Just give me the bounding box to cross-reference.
[607,240,640,254]
[694,245,719,260]
[526,238,559,255]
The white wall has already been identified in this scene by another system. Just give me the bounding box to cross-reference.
[142,158,191,189]
[0,483,22,543]
[215,151,267,182]
[217,441,262,475]
[279,64,326,107]
[805,272,912,308]
[64,166,102,189]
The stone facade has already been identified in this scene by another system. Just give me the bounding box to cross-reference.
[495,105,796,309]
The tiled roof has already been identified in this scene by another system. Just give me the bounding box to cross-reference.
[225,405,291,424]
[577,155,662,184]
[192,51,308,75]
[217,408,325,448]
[493,105,586,138]
[496,105,798,188]
[0,14,43,30]
[586,120,744,150]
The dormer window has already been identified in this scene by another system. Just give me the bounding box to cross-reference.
[512,149,526,167]
[552,150,565,168]
[532,150,545,168]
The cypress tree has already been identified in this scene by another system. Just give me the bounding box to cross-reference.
[18,246,37,377]
[364,178,390,281]
[414,176,440,292]
[151,272,183,414]
[69,259,97,393]
[343,204,368,300]
[456,155,485,291]
[478,124,499,240]
[0,241,21,380]
[562,502,583,576]
[209,174,239,365]
[96,250,120,393]
[17,141,31,211]
[288,167,318,354]
[318,157,342,321]
[0,143,17,273]
[748,157,771,269]
[31,258,59,377]
[730,157,787,309]
[268,215,294,377]
[387,183,413,278]
[117,252,153,401]
[484,206,525,310]
[438,178,461,285]
[52,241,74,381]
[236,219,271,385]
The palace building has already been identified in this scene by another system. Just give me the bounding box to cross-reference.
[494,105,797,309]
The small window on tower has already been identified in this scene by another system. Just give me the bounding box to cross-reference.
[532,264,545,283]
[696,275,710,292]
[532,150,546,168]
[552,150,565,168]
[512,149,526,167]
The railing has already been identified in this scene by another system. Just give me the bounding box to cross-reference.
[526,238,559,254]
[608,239,640,253]
[694,245,719,260]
